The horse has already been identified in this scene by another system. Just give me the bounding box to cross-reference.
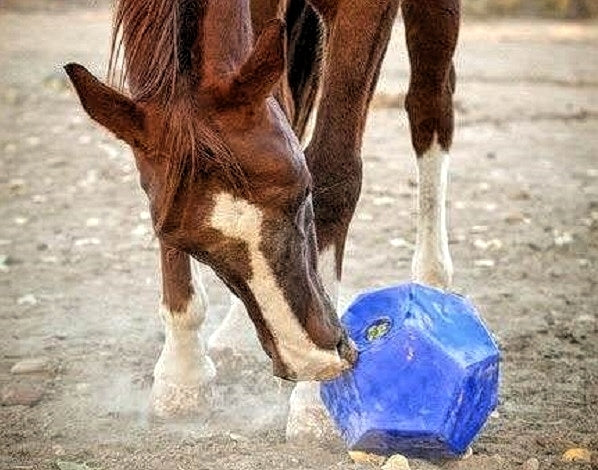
[65,0,459,442]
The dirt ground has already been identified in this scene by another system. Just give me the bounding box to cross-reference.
[1,5,597,470]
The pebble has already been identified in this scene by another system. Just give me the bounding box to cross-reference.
[553,231,573,246]
[474,259,495,268]
[521,457,539,470]
[74,238,101,247]
[17,294,38,306]
[382,454,410,470]
[55,461,92,470]
[562,447,592,462]
[473,238,503,251]
[510,189,531,200]
[0,383,44,406]
[470,225,489,234]
[348,450,386,466]
[504,211,526,224]
[373,196,396,207]
[389,237,413,249]
[11,357,51,375]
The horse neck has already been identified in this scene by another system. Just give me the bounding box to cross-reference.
[202,0,253,79]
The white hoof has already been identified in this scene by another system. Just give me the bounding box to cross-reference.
[151,374,214,417]
[286,381,339,444]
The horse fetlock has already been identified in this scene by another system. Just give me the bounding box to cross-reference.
[412,247,453,290]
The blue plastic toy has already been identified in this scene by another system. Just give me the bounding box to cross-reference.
[320,283,500,458]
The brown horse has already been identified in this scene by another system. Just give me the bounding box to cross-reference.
[66,0,460,441]
[66,0,358,416]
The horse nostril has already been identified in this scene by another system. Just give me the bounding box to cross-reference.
[337,334,358,367]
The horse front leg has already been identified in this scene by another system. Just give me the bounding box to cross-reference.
[286,0,400,443]
[151,242,215,417]
[403,0,460,290]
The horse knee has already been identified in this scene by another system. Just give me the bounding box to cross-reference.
[405,79,455,156]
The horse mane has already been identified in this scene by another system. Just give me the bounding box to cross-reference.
[107,0,248,232]
[108,0,205,103]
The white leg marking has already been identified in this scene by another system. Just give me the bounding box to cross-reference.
[412,135,453,289]
[207,293,266,365]
[151,280,215,416]
[318,246,340,311]
[210,193,346,380]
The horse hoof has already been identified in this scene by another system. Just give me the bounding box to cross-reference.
[285,382,340,444]
[150,379,214,418]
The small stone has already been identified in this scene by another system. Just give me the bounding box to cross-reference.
[504,211,526,224]
[382,454,410,470]
[74,237,101,247]
[11,357,51,375]
[562,447,591,462]
[8,178,26,191]
[511,190,531,200]
[389,237,413,249]
[470,225,489,234]
[0,383,44,406]
[31,194,47,204]
[521,457,539,470]
[348,450,387,466]
[52,444,66,456]
[14,217,29,225]
[474,259,495,268]
[17,294,38,306]
[553,231,573,246]
[85,217,100,227]
[139,211,151,221]
[491,410,500,419]
[373,196,396,207]
[228,432,248,442]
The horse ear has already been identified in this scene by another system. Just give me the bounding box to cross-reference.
[64,63,146,149]
[227,19,286,104]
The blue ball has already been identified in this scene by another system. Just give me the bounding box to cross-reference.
[320,283,500,458]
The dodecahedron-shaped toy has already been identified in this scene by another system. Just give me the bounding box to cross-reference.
[321,283,500,458]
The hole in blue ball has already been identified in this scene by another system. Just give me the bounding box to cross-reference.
[366,317,392,342]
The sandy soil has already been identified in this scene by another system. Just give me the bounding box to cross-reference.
[1,6,597,470]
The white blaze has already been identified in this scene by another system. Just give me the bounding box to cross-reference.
[412,135,453,288]
[210,193,344,379]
